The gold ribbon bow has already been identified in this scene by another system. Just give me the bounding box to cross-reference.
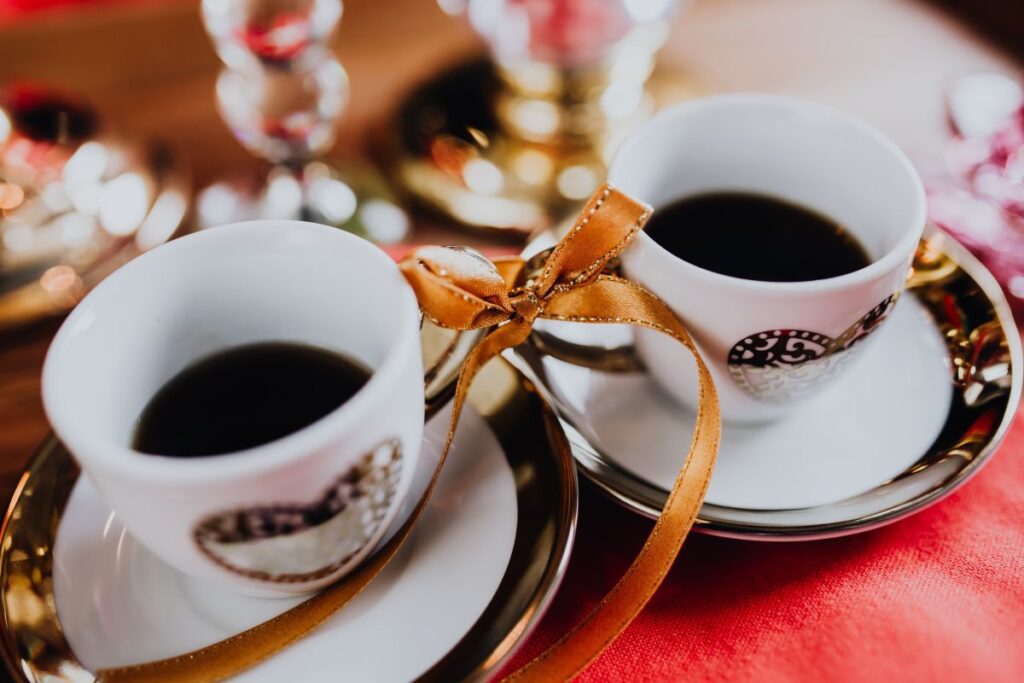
[97,184,720,683]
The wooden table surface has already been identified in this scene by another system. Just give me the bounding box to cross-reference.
[0,0,1021,504]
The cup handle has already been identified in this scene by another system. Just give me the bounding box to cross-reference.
[529,327,646,372]
[421,320,486,420]
[512,245,647,373]
[420,315,643,421]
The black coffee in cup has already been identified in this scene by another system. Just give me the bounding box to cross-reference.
[133,342,370,457]
[643,192,871,282]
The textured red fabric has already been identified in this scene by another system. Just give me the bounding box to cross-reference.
[502,406,1024,682]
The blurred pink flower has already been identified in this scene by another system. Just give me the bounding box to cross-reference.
[929,73,1024,316]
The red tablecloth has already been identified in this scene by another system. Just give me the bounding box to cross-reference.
[504,410,1024,682]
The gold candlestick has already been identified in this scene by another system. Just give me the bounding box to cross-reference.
[386,0,701,236]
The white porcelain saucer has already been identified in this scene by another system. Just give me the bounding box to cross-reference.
[55,405,514,680]
[0,357,577,682]
[509,232,1021,539]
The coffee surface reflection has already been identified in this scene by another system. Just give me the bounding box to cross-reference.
[644,192,871,282]
[134,342,370,457]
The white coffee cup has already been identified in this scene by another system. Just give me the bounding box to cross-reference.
[43,221,424,596]
[613,94,927,422]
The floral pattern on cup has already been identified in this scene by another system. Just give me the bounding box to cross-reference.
[728,294,899,402]
[193,438,402,584]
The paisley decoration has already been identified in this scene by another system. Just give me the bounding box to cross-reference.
[729,294,899,402]
[193,438,402,583]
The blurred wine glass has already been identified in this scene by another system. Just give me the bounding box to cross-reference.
[197,0,409,244]
[0,84,188,331]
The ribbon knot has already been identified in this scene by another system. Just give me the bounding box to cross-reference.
[509,286,544,324]
[400,184,656,336]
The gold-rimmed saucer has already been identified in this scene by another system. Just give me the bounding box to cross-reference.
[509,229,1022,539]
[0,327,577,682]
